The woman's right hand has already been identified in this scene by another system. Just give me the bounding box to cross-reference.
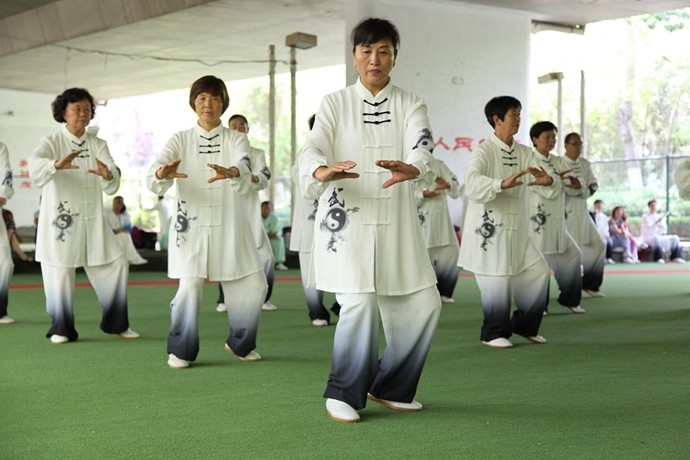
[55,150,82,171]
[156,158,188,180]
[312,161,359,182]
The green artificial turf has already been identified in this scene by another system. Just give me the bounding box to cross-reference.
[2,265,689,459]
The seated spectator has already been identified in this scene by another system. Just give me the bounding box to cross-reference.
[590,199,614,264]
[609,206,640,264]
[104,196,147,265]
[261,201,287,270]
[2,208,33,262]
[641,199,685,264]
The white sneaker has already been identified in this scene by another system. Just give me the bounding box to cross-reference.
[0,316,15,324]
[50,334,69,344]
[606,258,616,265]
[261,302,278,311]
[481,337,513,348]
[129,257,148,265]
[167,353,190,369]
[275,263,288,271]
[367,393,423,412]
[216,303,228,312]
[524,335,547,344]
[569,306,586,314]
[656,259,666,264]
[624,257,637,264]
[326,398,360,423]
[672,258,686,264]
[440,296,455,304]
[224,343,262,361]
[311,319,328,327]
[118,328,140,339]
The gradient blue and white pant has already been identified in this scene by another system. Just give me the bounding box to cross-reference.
[580,236,606,292]
[428,244,460,299]
[170,272,267,361]
[40,257,130,341]
[217,239,274,305]
[298,251,330,323]
[0,244,13,318]
[543,235,583,310]
[474,258,549,342]
[324,286,442,410]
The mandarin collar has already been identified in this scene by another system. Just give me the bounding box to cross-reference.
[61,124,88,143]
[488,134,515,151]
[194,122,224,137]
[355,77,393,103]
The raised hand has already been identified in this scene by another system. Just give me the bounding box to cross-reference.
[526,166,554,186]
[55,150,82,171]
[376,160,420,189]
[312,161,360,182]
[88,158,113,180]
[500,169,530,189]
[207,163,240,183]
[434,176,450,190]
[155,158,188,180]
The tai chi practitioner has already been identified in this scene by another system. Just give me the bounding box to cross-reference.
[216,114,279,313]
[289,162,331,327]
[528,122,585,315]
[415,158,461,304]
[561,132,606,298]
[0,141,15,325]
[299,18,441,423]
[458,96,558,349]
[147,75,267,369]
[28,88,138,343]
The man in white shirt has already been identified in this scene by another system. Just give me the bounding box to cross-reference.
[641,199,684,263]
[591,199,615,264]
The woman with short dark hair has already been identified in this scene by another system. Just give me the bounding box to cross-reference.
[29,87,138,343]
[147,75,267,369]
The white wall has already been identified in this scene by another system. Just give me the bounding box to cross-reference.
[0,89,55,227]
[345,0,532,226]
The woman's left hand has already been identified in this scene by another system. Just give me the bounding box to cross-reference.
[376,160,420,189]
[88,159,114,181]
[207,163,240,183]
[526,166,554,186]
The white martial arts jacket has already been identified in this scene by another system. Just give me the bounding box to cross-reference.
[528,151,571,255]
[415,158,461,249]
[299,79,437,295]
[241,146,271,249]
[29,126,123,267]
[458,135,560,276]
[0,142,14,252]
[289,163,318,253]
[147,124,262,281]
[561,155,599,245]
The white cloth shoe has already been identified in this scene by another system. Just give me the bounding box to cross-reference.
[167,353,190,369]
[50,334,69,344]
[656,258,666,264]
[605,258,616,265]
[275,263,288,271]
[326,398,360,423]
[311,319,328,327]
[261,302,278,311]
[129,256,148,265]
[367,393,423,412]
[0,316,15,324]
[569,306,586,314]
[118,328,140,339]
[224,343,262,361]
[481,337,513,349]
[522,335,547,344]
[440,296,455,304]
[672,258,685,263]
[583,289,605,298]
[216,303,228,312]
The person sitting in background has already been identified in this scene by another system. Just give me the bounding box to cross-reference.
[641,199,685,264]
[609,206,639,264]
[261,201,287,270]
[2,208,33,262]
[104,196,147,265]
[591,199,614,264]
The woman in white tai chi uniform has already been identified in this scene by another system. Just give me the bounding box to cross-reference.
[299,17,441,423]
[29,88,138,343]
[0,141,15,325]
[147,75,267,369]
[459,96,558,349]
[528,121,585,315]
